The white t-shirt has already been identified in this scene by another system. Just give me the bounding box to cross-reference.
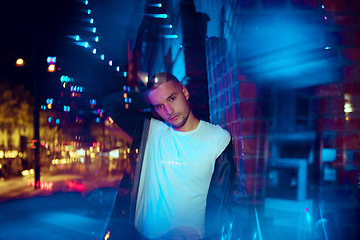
[134,118,231,239]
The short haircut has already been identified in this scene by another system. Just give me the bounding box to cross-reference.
[146,72,182,95]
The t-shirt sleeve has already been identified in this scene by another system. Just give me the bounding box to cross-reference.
[214,127,231,159]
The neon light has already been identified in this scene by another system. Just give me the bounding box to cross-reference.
[109,60,112,66]
[325,46,331,50]
[84,42,89,48]
[146,13,167,18]
[90,18,94,24]
[47,56,56,63]
[93,48,96,54]
[85,0,88,5]
[95,36,99,42]
[101,54,105,60]
[92,27,96,33]
[123,71,127,77]
[87,9,91,14]
[147,3,162,7]
[161,34,178,38]
[161,24,172,28]
[116,66,120,72]
[75,35,80,41]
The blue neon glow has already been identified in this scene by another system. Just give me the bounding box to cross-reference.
[92,27,96,33]
[93,48,96,54]
[146,13,167,18]
[161,24,172,28]
[95,36,99,42]
[80,87,83,92]
[162,34,178,38]
[147,3,162,7]
[48,117,51,122]
[84,42,89,48]
[101,54,105,60]
[123,71,127,77]
[325,46,331,50]
[116,66,120,72]
[236,19,336,87]
[96,118,100,123]
[85,0,88,5]
[56,119,60,124]
[47,57,56,64]
[75,35,80,41]
[90,18,94,24]
[87,9,91,14]
[109,60,112,66]
[322,5,324,9]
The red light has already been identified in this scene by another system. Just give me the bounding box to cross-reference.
[65,180,85,192]
[27,179,53,191]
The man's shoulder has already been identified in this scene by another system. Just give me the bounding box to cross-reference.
[200,121,229,134]
[149,117,168,130]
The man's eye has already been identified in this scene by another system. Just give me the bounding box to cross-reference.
[155,105,163,110]
[170,97,175,101]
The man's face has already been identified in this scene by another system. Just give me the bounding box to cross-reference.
[147,81,191,131]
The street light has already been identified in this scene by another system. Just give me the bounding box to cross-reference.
[15,58,25,67]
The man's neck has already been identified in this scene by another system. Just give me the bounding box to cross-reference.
[174,113,200,132]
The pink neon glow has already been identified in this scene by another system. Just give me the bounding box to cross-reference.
[27,179,53,191]
[65,180,86,192]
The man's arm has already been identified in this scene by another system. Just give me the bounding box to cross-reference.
[103,83,151,138]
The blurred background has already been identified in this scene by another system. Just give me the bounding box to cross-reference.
[0,0,359,239]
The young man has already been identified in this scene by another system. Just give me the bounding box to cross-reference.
[103,72,233,240]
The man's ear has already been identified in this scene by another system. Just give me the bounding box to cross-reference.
[182,85,189,101]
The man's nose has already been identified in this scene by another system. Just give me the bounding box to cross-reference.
[164,104,173,115]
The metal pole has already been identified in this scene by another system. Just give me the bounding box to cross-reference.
[32,25,40,189]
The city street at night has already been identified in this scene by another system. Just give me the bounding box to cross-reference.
[1,0,360,239]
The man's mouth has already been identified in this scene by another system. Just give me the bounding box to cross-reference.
[169,114,179,121]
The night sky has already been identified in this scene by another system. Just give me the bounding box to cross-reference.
[1,0,142,106]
